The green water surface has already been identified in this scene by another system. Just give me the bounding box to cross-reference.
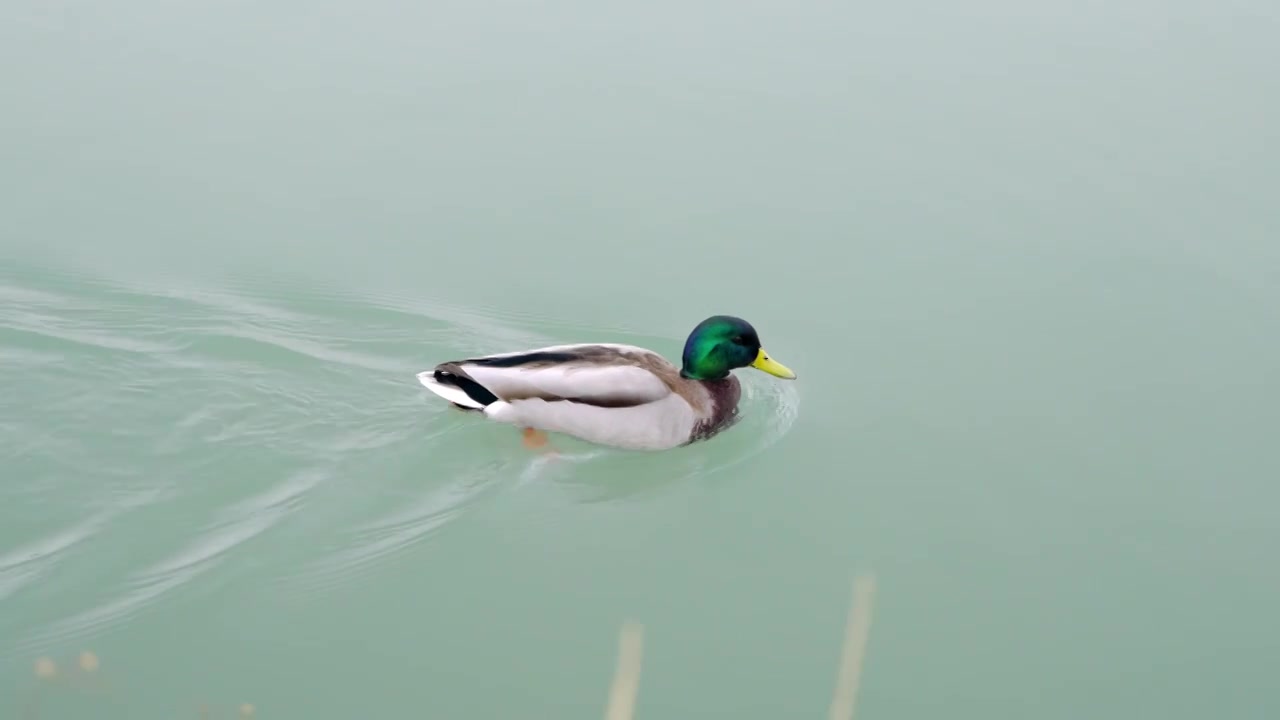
[3,0,1278,718]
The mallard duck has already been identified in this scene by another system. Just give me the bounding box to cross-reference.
[416,315,796,451]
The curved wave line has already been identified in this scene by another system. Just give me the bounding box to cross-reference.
[277,470,499,596]
[12,471,326,655]
[198,326,418,374]
[0,487,165,604]
[0,320,185,355]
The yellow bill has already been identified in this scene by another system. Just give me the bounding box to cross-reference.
[750,348,797,379]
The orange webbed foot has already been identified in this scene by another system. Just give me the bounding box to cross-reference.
[521,427,549,450]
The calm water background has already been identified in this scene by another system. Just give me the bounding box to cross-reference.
[3,0,1279,717]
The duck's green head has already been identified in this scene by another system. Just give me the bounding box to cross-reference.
[680,315,797,381]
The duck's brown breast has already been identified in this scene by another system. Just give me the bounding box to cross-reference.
[687,376,742,443]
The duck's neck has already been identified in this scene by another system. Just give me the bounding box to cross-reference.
[680,367,727,380]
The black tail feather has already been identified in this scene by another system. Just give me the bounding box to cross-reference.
[434,365,500,407]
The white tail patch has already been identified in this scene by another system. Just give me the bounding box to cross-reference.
[416,370,486,409]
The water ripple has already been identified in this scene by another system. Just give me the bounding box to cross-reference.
[0,488,163,606]
[13,470,326,655]
[0,282,74,307]
[0,318,185,355]
[276,463,503,597]
[0,511,110,602]
[192,325,418,374]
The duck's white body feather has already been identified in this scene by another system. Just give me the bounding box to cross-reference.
[485,392,698,450]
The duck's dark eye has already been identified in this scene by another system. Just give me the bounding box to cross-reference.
[731,335,746,345]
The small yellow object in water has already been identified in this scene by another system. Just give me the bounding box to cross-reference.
[240,703,256,717]
[79,651,99,673]
[34,657,57,679]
